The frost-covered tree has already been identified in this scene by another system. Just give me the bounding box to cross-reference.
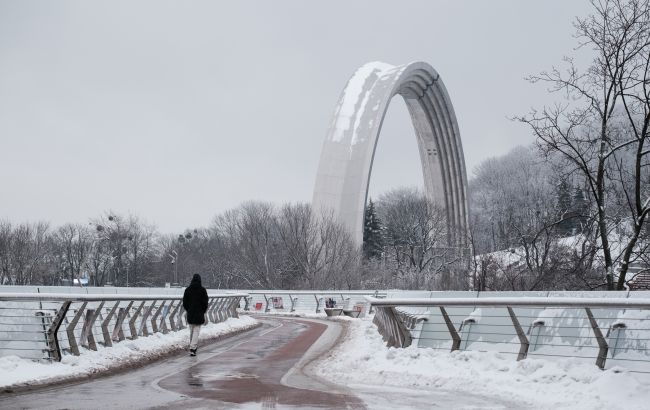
[516,0,650,289]
[372,187,464,289]
[469,146,556,253]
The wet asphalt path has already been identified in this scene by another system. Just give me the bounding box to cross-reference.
[0,317,364,410]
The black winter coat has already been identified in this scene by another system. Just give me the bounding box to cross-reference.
[183,274,209,325]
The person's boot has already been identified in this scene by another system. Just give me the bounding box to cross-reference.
[190,348,197,356]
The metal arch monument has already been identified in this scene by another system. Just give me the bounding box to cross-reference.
[312,61,469,248]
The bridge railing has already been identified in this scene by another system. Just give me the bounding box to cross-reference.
[239,290,386,315]
[0,292,247,362]
[366,296,650,372]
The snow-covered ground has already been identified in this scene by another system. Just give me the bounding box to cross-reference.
[314,317,650,410]
[0,315,257,389]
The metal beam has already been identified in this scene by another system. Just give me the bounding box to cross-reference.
[101,301,120,347]
[507,306,529,361]
[46,301,71,362]
[585,307,609,369]
[66,302,88,356]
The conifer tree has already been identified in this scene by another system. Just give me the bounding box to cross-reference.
[363,199,383,260]
[572,186,589,233]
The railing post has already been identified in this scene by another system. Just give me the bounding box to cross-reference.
[177,301,186,329]
[206,298,216,323]
[213,297,223,322]
[139,300,156,336]
[169,300,182,331]
[216,298,228,322]
[223,297,236,319]
[210,298,221,323]
[212,298,223,322]
[81,301,104,351]
[47,301,71,362]
[160,301,171,334]
[439,306,461,351]
[216,297,225,321]
[263,294,270,313]
[314,294,321,313]
[129,301,146,339]
[113,301,133,342]
[80,309,95,350]
[151,301,166,333]
[585,307,608,369]
[102,301,120,347]
[371,306,412,348]
[506,306,529,361]
[230,297,240,318]
[66,302,88,356]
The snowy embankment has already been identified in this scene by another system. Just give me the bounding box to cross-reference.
[314,318,649,410]
[0,315,258,390]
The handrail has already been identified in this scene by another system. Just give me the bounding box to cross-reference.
[365,295,650,370]
[0,292,248,362]
[0,292,248,302]
[245,290,384,295]
[365,296,650,309]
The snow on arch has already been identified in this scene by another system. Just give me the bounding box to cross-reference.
[312,61,469,248]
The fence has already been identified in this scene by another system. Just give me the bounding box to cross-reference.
[0,292,247,362]
[367,295,650,372]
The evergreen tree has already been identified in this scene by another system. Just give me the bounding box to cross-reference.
[572,186,589,233]
[363,199,383,260]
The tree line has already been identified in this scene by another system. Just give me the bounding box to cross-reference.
[0,204,359,289]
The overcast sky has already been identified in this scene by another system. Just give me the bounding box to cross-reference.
[0,1,593,233]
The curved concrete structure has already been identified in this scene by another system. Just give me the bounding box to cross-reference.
[312,61,469,247]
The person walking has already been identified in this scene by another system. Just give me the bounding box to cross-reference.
[182,274,209,356]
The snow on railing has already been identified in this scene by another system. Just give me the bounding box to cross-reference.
[0,292,247,362]
[366,295,650,371]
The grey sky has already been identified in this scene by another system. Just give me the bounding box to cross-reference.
[0,0,592,233]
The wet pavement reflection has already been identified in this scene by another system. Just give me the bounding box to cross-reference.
[157,318,364,409]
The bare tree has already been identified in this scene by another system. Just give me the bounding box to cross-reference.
[0,221,11,285]
[0,221,50,285]
[53,224,92,286]
[212,202,284,288]
[374,188,465,290]
[276,204,359,289]
[516,0,650,289]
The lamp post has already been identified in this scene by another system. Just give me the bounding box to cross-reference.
[169,250,178,287]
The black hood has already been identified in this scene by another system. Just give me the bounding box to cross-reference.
[190,274,202,286]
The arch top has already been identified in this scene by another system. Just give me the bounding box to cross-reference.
[312,61,468,248]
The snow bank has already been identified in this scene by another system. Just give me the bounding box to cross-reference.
[0,315,258,389]
[314,318,649,409]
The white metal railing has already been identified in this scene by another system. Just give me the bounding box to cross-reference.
[0,292,247,362]
[366,296,650,371]
[240,290,385,315]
